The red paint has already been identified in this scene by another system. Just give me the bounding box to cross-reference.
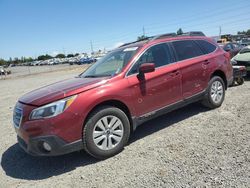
[14,36,233,145]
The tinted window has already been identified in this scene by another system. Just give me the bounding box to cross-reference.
[128,43,174,75]
[172,40,203,61]
[195,40,216,54]
[224,44,233,51]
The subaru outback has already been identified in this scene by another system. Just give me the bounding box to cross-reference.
[13,33,233,159]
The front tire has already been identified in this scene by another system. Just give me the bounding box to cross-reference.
[202,76,225,109]
[82,106,130,159]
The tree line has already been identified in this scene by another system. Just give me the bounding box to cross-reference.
[1,28,250,66]
[0,53,81,66]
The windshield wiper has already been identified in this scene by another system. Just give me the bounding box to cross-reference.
[83,74,111,78]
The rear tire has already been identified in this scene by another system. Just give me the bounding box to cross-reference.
[236,77,244,85]
[202,76,225,109]
[82,106,130,159]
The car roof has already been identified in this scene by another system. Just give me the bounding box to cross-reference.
[119,35,210,51]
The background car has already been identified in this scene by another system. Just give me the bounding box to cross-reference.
[0,66,11,75]
[77,57,96,65]
[231,46,250,73]
[218,42,243,58]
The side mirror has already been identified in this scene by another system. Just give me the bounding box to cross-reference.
[224,46,231,52]
[139,63,155,74]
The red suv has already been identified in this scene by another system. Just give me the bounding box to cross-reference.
[13,33,233,159]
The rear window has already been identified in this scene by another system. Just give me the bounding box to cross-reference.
[195,40,216,54]
[172,40,203,61]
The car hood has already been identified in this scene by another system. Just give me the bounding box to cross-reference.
[233,52,250,62]
[19,77,108,106]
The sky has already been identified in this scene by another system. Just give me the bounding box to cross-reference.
[0,0,250,60]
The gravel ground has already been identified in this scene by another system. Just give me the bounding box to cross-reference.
[0,68,249,188]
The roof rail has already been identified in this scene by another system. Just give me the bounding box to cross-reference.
[181,31,205,36]
[151,33,177,40]
[119,32,177,48]
[119,31,205,48]
[119,37,153,47]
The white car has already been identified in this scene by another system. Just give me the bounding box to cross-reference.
[231,46,250,72]
[0,66,11,75]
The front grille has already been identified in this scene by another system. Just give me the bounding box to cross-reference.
[13,106,23,128]
[236,61,250,66]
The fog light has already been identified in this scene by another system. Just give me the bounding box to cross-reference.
[42,142,52,152]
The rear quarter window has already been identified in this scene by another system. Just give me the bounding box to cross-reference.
[195,40,216,54]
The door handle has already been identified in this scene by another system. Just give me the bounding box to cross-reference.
[170,70,180,77]
[203,60,210,65]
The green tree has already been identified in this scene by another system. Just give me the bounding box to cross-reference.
[38,54,53,60]
[246,29,250,35]
[237,29,250,35]
[0,59,7,66]
[55,54,66,58]
[237,31,246,35]
[177,28,183,35]
[13,57,20,64]
[74,53,79,57]
[25,57,34,62]
[67,54,74,58]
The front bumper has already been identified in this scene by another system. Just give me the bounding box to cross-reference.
[17,135,83,156]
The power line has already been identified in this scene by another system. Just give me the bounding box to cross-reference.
[85,1,250,48]
[144,0,250,29]
[90,3,249,46]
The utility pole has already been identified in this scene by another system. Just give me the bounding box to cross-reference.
[219,26,222,39]
[90,40,94,54]
[143,26,145,36]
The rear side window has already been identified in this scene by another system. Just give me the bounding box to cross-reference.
[172,40,203,61]
[195,40,216,54]
[128,43,174,75]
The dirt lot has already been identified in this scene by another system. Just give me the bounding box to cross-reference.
[0,68,249,187]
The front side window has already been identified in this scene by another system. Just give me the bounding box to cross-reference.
[128,43,174,75]
[80,47,139,78]
[172,40,204,61]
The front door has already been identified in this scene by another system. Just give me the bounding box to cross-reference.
[126,43,182,117]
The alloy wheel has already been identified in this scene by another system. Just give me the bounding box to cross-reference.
[92,115,124,150]
[210,80,224,104]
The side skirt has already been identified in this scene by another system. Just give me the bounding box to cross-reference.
[132,91,206,131]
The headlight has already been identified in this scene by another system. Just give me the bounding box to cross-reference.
[29,95,77,120]
[231,59,237,65]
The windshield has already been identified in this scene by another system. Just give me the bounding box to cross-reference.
[239,47,250,54]
[80,47,139,78]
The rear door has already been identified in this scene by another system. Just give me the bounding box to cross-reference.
[172,40,209,99]
[126,43,182,116]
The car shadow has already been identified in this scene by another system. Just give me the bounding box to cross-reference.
[1,103,208,180]
[1,145,98,180]
[244,74,250,81]
[129,103,207,143]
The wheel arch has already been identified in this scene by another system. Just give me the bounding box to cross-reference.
[83,99,135,133]
[210,70,227,90]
